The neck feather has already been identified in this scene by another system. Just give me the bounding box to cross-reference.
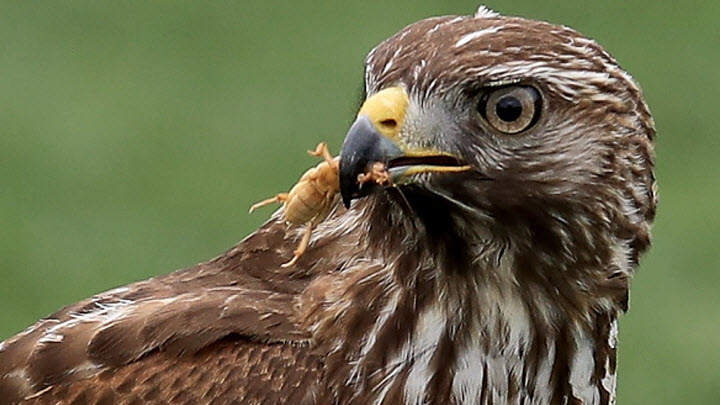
[300,194,623,405]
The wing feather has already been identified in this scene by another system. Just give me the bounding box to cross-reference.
[0,216,325,404]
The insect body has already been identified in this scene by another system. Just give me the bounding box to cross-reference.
[249,142,340,267]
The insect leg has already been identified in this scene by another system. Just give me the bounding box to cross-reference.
[308,142,334,165]
[357,162,390,186]
[249,193,289,213]
[281,223,314,267]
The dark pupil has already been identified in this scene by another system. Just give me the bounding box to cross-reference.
[495,96,523,122]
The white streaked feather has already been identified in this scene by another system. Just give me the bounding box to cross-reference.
[403,305,447,405]
[474,5,500,19]
[37,332,64,344]
[455,26,502,47]
[569,330,600,403]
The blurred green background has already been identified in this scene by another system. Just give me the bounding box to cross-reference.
[1,1,718,403]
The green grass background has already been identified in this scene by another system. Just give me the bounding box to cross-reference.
[1,1,718,403]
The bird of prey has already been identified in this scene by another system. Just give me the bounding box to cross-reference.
[0,6,656,405]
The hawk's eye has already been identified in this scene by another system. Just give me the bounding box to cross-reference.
[478,86,541,134]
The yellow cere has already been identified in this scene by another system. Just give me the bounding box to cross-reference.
[358,86,408,140]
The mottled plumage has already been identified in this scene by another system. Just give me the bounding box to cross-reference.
[0,7,655,405]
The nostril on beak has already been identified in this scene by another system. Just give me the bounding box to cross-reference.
[379,118,397,129]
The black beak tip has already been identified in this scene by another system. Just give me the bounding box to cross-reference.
[340,179,354,208]
[339,148,365,209]
[341,195,352,209]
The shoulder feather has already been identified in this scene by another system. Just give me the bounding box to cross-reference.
[0,217,319,404]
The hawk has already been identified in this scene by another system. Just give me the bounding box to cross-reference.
[0,7,656,405]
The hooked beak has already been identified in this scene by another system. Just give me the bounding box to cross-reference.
[339,86,470,208]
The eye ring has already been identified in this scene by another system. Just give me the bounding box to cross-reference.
[478,85,542,134]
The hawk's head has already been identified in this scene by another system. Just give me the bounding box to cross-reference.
[339,8,656,279]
